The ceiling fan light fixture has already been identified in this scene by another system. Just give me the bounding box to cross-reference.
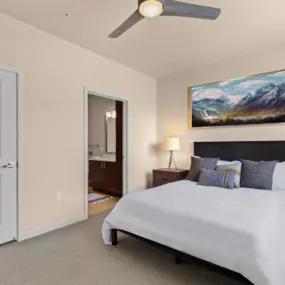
[139,0,163,19]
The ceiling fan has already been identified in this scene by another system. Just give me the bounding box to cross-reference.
[109,0,221,38]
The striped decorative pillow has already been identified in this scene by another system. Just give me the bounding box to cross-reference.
[198,169,237,189]
[216,161,242,188]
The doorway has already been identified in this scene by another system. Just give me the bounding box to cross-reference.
[84,90,128,217]
[0,69,18,244]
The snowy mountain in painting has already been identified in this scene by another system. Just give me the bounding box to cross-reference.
[192,96,233,119]
[231,83,285,115]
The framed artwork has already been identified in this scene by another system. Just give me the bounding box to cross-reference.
[188,69,285,128]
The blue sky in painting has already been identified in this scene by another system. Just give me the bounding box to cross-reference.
[192,70,285,104]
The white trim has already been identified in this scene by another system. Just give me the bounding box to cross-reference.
[122,97,129,195]
[20,216,86,241]
[16,70,24,241]
[84,87,129,218]
[84,88,88,219]
[0,66,24,242]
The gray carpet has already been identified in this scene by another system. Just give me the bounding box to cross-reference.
[0,212,244,285]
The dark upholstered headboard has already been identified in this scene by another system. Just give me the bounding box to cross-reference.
[194,141,285,162]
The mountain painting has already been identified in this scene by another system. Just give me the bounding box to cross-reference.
[189,70,285,128]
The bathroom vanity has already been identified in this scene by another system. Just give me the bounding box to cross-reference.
[89,158,122,197]
[88,100,123,197]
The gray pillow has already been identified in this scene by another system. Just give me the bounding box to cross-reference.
[198,169,236,189]
[187,156,219,182]
[240,160,278,190]
[216,161,242,188]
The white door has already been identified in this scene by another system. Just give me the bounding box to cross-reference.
[0,70,17,244]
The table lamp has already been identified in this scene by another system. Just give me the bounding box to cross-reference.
[165,137,180,169]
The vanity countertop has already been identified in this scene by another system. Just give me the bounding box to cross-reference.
[89,154,116,162]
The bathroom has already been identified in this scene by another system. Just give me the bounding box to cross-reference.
[88,93,123,215]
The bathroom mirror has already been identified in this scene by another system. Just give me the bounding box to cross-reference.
[106,110,116,154]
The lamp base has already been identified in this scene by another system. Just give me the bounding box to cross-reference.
[168,150,177,170]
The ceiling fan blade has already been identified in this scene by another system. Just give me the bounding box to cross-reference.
[109,10,144,38]
[162,1,221,20]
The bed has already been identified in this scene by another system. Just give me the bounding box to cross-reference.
[101,141,285,285]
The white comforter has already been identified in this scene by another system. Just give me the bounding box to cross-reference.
[102,180,285,285]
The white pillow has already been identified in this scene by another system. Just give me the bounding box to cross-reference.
[216,160,242,188]
[272,162,285,191]
[217,160,240,166]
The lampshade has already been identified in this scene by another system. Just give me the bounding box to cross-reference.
[165,137,180,151]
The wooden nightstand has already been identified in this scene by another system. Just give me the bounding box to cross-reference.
[153,168,189,187]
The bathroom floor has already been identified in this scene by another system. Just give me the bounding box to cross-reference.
[88,189,119,216]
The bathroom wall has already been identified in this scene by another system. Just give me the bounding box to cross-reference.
[88,95,115,156]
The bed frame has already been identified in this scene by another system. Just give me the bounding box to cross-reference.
[110,229,253,284]
[110,141,285,285]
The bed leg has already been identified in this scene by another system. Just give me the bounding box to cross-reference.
[111,229,118,246]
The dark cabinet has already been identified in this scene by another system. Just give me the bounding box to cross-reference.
[89,161,105,190]
[89,160,122,197]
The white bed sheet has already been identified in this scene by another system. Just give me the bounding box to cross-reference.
[102,180,285,285]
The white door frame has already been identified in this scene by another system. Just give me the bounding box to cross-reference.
[0,66,24,242]
[84,87,129,219]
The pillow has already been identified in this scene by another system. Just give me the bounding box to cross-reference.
[217,160,238,166]
[272,161,285,191]
[198,169,236,189]
[187,156,219,182]
[216,161,242,188]
[240,160,278,190]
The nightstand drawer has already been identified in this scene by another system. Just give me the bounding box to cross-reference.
[154,172,178,186]
[153,168,189,187]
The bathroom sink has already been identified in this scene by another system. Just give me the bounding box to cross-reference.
[89,154,116,162]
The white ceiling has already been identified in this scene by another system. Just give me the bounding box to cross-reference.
[1,0,285,78]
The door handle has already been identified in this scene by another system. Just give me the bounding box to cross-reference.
[1,162,15,168]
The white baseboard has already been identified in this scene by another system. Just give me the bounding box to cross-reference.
[18,216,87,241]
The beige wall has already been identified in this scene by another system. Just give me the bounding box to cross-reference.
[157,46,285,169]
[0,14,157,238]
[88,95,115,155]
